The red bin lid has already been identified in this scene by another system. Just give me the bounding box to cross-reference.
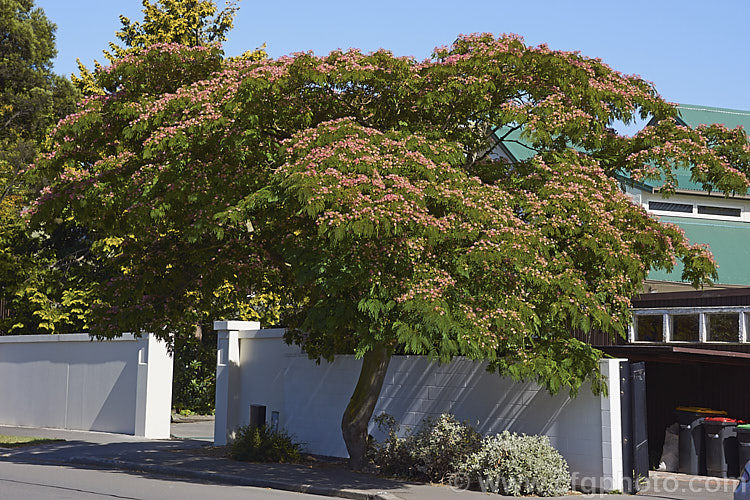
[705,417,740,423]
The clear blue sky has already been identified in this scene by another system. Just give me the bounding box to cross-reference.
[36,0,750,112]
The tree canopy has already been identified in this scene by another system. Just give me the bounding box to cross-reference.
[32,33,750,466]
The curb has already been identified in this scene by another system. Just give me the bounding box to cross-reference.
[67,456,405,500]
[170,414,216,424]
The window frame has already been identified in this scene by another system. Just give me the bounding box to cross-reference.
[643,195,745,222]
[629,307,748,344]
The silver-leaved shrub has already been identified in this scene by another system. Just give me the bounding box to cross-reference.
[460,431,570,496]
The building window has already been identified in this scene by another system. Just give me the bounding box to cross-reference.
[632,309,747,344]
[646,199,743,221]
[670,314,700,342]
[706,313,740,342]
[635,315,663,342]
[697,205,741,217]
[649,201,692,213]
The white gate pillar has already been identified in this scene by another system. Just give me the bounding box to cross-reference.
[213,320,259,445]
[134,334,174,438]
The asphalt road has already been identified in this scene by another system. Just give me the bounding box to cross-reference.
[0,461,329,500]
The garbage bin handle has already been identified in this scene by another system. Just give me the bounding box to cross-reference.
[680,424,692,430]
[708,433,720,439]
[740,442,750,447]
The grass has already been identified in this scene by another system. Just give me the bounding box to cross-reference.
[0,435,63,448]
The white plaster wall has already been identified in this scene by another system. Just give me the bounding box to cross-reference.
[0,333,173,437]
[216,324,624,491]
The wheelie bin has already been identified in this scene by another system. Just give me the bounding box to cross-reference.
[704,417,740,478]
[738,424,750,474]
[674,406,727,475]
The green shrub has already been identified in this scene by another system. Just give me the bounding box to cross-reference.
[172,331,217,415]
[369,413,481,483]
[460,431,570,497]
[229,425,303,463]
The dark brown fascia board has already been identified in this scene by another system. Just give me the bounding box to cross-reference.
[634,286,750,305]
[599,345,750,366]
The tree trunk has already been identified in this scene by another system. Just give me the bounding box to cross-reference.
[341,342,391,470]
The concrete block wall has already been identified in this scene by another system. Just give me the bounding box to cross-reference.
[0,333,173,438]
[214,322,624,491]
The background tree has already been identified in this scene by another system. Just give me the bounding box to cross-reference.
[72,0,264,95]
[0,0,77,193]
[113,0,238,50]
[43,0,267,413]
[0,0,80,333]
[33,35,750,467]
[8,0,267,337]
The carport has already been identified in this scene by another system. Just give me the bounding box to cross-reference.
[602,344,750,468]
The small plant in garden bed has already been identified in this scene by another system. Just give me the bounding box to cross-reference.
[229,424,303,463]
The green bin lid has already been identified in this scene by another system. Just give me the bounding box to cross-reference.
[738,424,750,430]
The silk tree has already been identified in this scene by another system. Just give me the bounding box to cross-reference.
[34,34,749,468]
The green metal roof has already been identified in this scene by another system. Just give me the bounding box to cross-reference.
[493,104,750,170]
[648,216,750,286]
[490,106,750,287]
[645,107,750,285]
[492,125,537,162]
[676,104,750,131]
[647,104,750,192]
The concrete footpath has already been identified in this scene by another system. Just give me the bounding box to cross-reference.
[0,420,739,500]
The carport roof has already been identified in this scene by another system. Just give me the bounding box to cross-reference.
[601,345,750,366]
